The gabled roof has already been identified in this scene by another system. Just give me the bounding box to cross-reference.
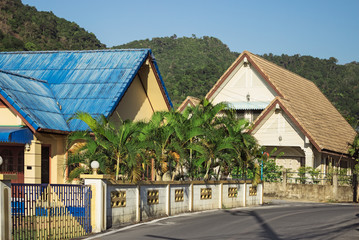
[177,96,201,113]
[0,49,172,132]
[207,51,357,155]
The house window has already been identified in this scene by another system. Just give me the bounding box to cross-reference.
[252,110,262,121]
[0,147,24,173]
[0,149,13,172]
[236,110,245,120]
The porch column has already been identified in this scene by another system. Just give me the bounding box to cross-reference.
[304,145,314,168]
[24,140,41,184]
[304,145,314,183]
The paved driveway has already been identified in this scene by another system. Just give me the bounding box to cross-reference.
[83,201,359,240]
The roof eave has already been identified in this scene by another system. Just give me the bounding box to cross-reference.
[321,149,352,158]
[37,128,70,135]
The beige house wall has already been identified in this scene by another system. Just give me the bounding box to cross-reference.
[253,108,305,148]
[24,139,41,184]
[111,75,154,122]
[35,133,67,184]
[0,107,23,126]
[110,58,169,123]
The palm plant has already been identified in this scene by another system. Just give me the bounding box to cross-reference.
[139,111,184,181]
[67,114,112,181]
[185,99,230,180]
[222,115,261,180]
[68,112,143,182]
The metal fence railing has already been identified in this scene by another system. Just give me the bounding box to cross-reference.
[263,171,354,186]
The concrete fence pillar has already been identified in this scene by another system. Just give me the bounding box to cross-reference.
[136,185,141,222]
[81,174,109,233]
[0,174,16,240]
[282,170,287,191]
[242,182,246,207]
[189,183,194,212]
[219,183,223,209]
[259,183,263,205]
[166,184,170,216]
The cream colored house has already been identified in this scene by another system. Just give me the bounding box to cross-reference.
[0,49,172,184]
[204,51,357,173]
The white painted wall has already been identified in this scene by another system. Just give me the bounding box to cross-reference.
[210,64,277,104]
[246,183,262,206]
[140,185,168,220]
[253,108,305,148]
[222,183,245,208]
[192,184,220,211]
[169,184,191,215]
[103,182,262,228]
[107,185,138,226]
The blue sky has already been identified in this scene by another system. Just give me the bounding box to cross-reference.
[22,0,359,64]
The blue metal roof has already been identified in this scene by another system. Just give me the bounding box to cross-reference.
[0,127,33,144]
[0,70,69,131]
[227,101,270,110]
[0,49,173,132]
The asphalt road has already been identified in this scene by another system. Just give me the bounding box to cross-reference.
[84,201,359,240]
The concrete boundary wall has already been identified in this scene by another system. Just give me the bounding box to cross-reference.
[264,182,354,202]
[95,180,263,229]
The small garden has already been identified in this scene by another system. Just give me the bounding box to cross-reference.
[66,99,273,183]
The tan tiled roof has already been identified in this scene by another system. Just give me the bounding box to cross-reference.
[177,96,201,113]
[209,51,357,154]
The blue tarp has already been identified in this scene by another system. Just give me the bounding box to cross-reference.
[0,127,33,144]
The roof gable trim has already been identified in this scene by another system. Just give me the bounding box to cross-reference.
[206,51,283,101]
[250,98,321,152]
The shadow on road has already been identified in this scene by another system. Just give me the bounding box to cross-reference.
[225,209,283,240]
[145,235,184,240]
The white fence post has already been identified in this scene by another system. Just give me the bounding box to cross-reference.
[242,182,247,207]
[0,174,16,240]
[189,183,194,212]
[219,183,223,209]
[81,174,109,233]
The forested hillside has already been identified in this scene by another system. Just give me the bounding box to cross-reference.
[113,35,238,106]
[0,0,104,51]
[114,36,359,125]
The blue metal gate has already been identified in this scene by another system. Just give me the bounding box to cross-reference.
[11,184,92,239]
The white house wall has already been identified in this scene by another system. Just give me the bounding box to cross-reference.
[211,63,277,104]
[253,109,305,148]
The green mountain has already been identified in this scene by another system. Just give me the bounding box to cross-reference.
[113,35,239,107]
[0,0,105,51]
[114,36,359,125]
